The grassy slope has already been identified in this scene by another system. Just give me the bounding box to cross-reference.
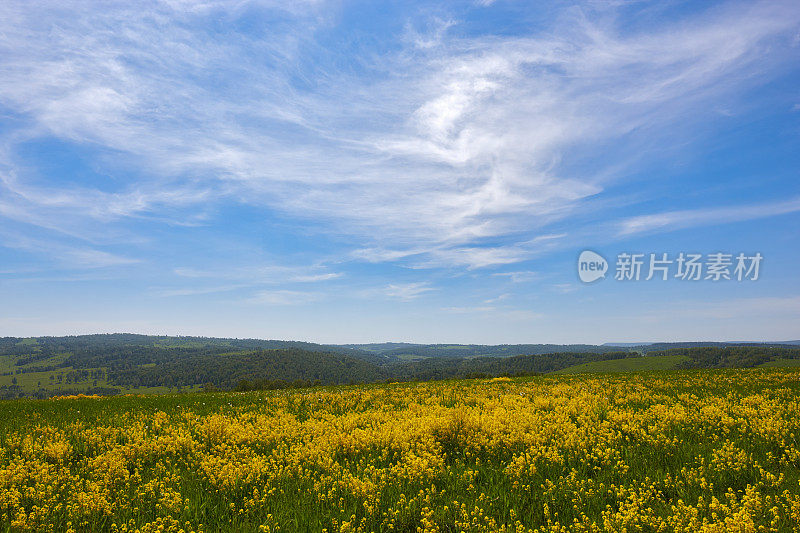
[552,354,689,374]
[0,352,172,394]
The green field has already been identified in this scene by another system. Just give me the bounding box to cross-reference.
[0,355,190,396]
[394,353,430,361]
[1,369,800,532]
[15,338,39,346]
[553,354,689,373]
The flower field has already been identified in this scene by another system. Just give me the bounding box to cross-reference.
[1,369,800,532]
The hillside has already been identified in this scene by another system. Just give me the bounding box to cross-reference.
[2,335,799,398]
[371,343,628,360]
[109,349,383,389]
[552,354,690,374]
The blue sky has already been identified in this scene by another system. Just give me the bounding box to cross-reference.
[0,0,798,343]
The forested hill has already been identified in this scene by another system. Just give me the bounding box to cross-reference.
[351,343,627,359]
[0,333,385,366]
[1,334,799,398]
[109,349,383,389]
[639,342,800,353]
[339,341,800,359]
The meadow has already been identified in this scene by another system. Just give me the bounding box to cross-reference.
[551,355,690,374]
[1,369,799,532]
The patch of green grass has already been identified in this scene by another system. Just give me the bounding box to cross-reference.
[0,355,15,372]
[16,351,71,368]
[0,364,200,396]
[552,354,689,374]
[395,353,429,361]
[0,367,103,391]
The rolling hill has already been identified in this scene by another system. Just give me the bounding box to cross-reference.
[1,334,799,398]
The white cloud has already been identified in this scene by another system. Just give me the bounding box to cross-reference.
[0,0,797,270]
[153,266,342,299]
[172,264,341,284]
[500,309,544,321]
[616,196,800,236]
[153,284,247,297]
[440,304,542,321]
[484,293,511,304]
[551,283,578,294]
[61,249,141,269]
[291,272,343,282]
[492,270,539,283]
[246,290,319,305]
[442,306,496,313]
[379,282,436,301]
[156,264,343,300]
[0,228,140,269]
[353,233,568,270]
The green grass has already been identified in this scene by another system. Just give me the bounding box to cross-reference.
[0,367,111,391]
[552,354,689,374]
[0,364,195,396]
[0,355,14,372]
[395,353,429,361]
[1,370,799,532]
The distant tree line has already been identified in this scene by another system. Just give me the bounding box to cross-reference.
[656,346,800,369]
[0,333,382,370]
[104,349,634,390]
[2,335,799,398]
[641,342,799,354]
[0,386,121,400]
[382,351,631,381]
[376,344,627,359]
[107,349,381,389]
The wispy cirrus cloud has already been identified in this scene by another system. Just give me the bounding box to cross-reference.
[441,305,495,313]
[1,1,799,345]
[551,283,578,294]
[353,234,568,270]
[492,271,539,283]
[0,228,140,269]
[484,293,511,304]
[158,264,342,299]
[61,249,141,269]
[246,290,320,306]
[378,282,436,301]
[291,272,343,282]
[617,196,800,237]
[441,305,543,321]
[152,284,248,298]
[172,265,342,284]
[1,0,797,273]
